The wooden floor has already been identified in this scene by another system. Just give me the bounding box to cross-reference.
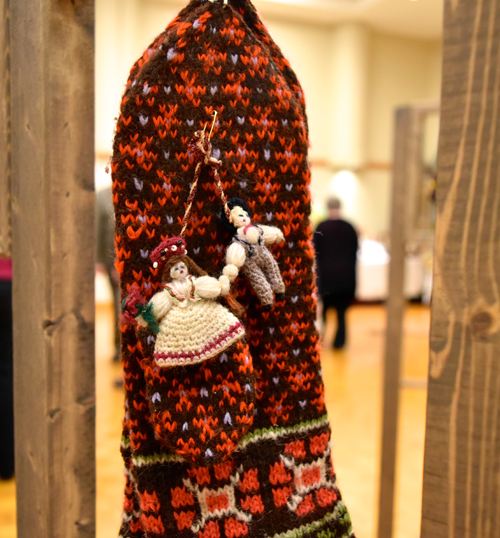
[0,299,429,538]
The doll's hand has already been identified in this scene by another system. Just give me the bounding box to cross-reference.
[261,225,284,244]
[223,264,239,282]
[219,274,230,295]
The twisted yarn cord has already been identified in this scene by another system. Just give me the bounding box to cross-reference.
[180,160,203,239]
[180,129,231,238]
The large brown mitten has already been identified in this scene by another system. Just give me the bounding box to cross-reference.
[113,0,355,536]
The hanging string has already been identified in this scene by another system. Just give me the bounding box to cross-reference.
[180,111,232,239]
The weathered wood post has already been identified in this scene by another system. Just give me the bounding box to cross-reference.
[9,1,95,536]
[0,0,11,258]
[377,106,421,538]
[378,104,439,538]
[422,0,500,537]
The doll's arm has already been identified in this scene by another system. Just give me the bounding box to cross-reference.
[223,242,246,282]
[260,225,285,245]
[194,275,224,299]
[148,290,173,322]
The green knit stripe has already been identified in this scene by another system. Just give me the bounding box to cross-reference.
[268,502,353,538]
[128,415,330,467]
[132,452,185,467]
[239,414,330,448]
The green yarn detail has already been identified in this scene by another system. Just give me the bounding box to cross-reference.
[239,414,330,448]
[129,415,332,467]
[139,302,160,335]
[121,296,160,334]
[132,452,185,467]
[268,502,353,538]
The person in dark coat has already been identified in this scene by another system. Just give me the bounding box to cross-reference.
[96,185,120,361]
[314,197,358,349]
[0,257,14,479]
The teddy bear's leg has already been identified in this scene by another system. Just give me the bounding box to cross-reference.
[255,245,286,295]
[242,257,275,306]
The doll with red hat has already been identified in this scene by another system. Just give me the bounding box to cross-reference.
[138,236,244,367]
[121,236,254,465]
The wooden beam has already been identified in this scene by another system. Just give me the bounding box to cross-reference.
[0,0,11,257]
[377,107,421,538]
[422,1,500,537]
[10,1,95,537]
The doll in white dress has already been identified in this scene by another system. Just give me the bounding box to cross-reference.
[126,236,254,465]
[140,236,245,368]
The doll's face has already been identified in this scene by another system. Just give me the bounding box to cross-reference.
[170,261,188,280]
[230,206,251,228]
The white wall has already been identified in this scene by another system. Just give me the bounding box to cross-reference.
[263,23,442,234]
[95,1,442,234]
[95,0,178,165]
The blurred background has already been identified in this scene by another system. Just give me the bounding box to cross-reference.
[0,0,443,537]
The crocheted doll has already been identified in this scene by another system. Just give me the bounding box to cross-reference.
[123,236,255,465]
[143,236,244,366]
[222,198,286,309]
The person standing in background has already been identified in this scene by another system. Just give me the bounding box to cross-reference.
[314,197,358,349]
[0,256,14,479]
[96,185,120,362]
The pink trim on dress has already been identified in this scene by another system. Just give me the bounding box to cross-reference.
[154,322,244,365]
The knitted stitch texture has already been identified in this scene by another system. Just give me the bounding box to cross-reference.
[111,0,355,536]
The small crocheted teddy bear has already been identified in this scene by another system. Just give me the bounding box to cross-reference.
[221,198,286,309]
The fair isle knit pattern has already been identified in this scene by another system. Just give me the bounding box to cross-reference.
[111,0,355,536]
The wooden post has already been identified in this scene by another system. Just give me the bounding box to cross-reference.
[378,104,438,538]
[0,0,11,257]
[377,107,420,538]
[10,1,95,537]
[422,1,500,537]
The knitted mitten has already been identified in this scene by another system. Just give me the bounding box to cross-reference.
[112,1,355,536]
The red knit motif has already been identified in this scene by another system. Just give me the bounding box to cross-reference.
[238,469,259,493]
[141,514,165,534]
[225,518,249,538]
[285,440,307,459]
[174,510,196,531]
[269,461,292,485]
[316,488,338,508]
[214,460,235,481]
[139,490,161,512]
[171,486,196,508]
[310,432,330,456]
[240,495,264,514]
[199,521,221,538]
[296,494,316,517]
[272,487,293,508]
[188,466,211,486]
